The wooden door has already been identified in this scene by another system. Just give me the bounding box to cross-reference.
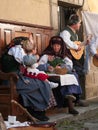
[0,23,52,57]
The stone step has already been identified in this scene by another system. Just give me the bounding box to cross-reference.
[48,98,98,124]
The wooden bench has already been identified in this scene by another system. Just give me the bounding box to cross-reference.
[0,72,34,121]
[0,74,16,118]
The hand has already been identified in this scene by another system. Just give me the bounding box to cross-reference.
[36,54,39,60]
[55,65,61,69]
[29,33,34,44]
[76,45,81,51]
[48,66,54,72]
[94,54,98,59]
[85,34,93,45]
[48,55,54,62]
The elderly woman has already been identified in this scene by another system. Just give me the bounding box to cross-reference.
[1,36,55,121]
[38,36,83,115]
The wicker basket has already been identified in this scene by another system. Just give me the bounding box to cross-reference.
[54,68,68,75]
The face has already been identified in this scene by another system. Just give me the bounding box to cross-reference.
[73,21,81,31]
[32,47,37,54]
[52,43,61,53]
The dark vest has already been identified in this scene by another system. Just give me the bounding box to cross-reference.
[65,26,78,41]
[63,26,78,60]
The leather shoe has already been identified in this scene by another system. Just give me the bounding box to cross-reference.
[27,108,49,121]
[69,109,79,115]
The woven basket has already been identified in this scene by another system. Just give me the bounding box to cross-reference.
[54,68,68,75]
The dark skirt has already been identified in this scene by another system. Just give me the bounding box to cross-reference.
[60,72,82,96]
[61,84,82,96]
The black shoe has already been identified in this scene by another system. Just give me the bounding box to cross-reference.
[69,109,79,115]
[27,108,49,121]
[40,115,49,121]
[34,111,49,121]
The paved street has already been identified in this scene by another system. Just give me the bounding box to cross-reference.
[49,98,98,130]
[57,116,98,130]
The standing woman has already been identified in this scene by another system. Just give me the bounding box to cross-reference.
[38,36,82,115]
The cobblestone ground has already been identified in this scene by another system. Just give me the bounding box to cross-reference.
[56,114,98,130]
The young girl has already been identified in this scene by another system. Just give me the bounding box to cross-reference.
[22,40,59,89]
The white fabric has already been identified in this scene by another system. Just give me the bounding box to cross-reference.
[48,73,79,86]
[82,11,98,37]
[5,121,29,129]
[89,37,98,56]
[63,57,73,71]
[60,29,78,50]
[39,54,48,64]
[27,67,45,75]
[8,45,26,63]
[60,74,79,86]
[82,11,98,73]
[32,63,39,68]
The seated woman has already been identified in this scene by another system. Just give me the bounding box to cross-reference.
[38,36,83,115]
[1,36,55,121]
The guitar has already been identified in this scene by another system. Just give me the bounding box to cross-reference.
[70,35,92,60]
[93,50,98,67]
[70,41,84,60]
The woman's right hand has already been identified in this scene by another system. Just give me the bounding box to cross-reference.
[48,55,54,61]
[48,66,54,72]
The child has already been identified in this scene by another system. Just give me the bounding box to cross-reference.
[22,40,59,89]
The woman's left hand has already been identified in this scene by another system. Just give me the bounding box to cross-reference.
[55,65,61,68]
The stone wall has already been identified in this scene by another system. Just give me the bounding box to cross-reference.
[0,0,50,26]
[85,58,98,99]
[59,0,83,5]
[83,0,98,99]
[83,0,98,13]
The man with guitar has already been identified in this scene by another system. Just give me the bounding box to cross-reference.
[60,14,90,72]
[60,14,90,107]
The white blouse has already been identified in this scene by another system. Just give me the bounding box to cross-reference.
[39,54,73,72]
